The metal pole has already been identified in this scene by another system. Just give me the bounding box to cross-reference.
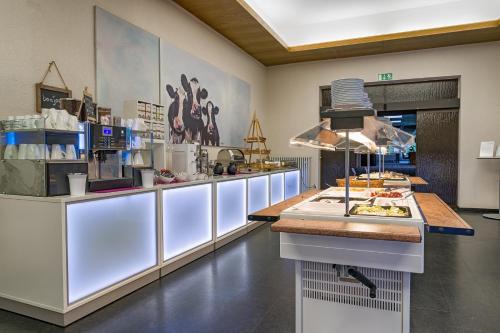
[367,152,370,189]
[382,152,385,173]
[378,147,381,179]
[345,130,350,217]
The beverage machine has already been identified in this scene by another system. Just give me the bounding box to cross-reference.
[87,124,133,191]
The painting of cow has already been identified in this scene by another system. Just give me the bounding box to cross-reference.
[166,74,215,145]
[201,101,220,146]
[166,84,186,144]
[181,74,208,142]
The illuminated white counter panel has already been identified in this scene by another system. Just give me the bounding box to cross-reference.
[247,175,270,214]
[162,183,213,261]
[66,192,158,304]
[270,172,285,205]
[0,188,160,326]
[284,170,300,199]
[216,178,247,237]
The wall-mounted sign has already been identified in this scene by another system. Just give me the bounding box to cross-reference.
[378,73,393,81]
[36,61,72,113]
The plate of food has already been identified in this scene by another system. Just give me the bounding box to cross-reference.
[349,204,412,218]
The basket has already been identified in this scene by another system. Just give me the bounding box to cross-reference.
[336,178,384,188]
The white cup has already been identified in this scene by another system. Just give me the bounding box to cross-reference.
[5,116,14,130]
[65,144,77,160]
[56,110,69,130]
[22,115,35,129]
[133,152,144,166]
[51,144,65,160]
[68,173,87,196]
[33,115,44,129]
[141,169,155,188]
[4,144,18,159]
[26,144,40,159]
[68,116,79,131]
[18,144,28,159]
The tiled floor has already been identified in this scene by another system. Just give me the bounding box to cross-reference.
[0,212,498,333]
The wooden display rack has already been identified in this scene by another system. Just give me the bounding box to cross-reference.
[243,112,270,169]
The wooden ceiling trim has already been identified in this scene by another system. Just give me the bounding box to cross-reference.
[288,20,500,52]
[172,0,500,66]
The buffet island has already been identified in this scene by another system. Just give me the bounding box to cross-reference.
[249,185,473,333]
[0,169,300,326]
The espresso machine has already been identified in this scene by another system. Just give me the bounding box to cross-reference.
[87,124,133,191]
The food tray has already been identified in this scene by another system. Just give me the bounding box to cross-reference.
[312,196,368,204]
[349,204,412,218]
[356,176,407,181]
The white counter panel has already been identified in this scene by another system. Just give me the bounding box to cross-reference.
[66,191,157,304]
[247,175,269,214]
[163,184,213,260]
[217,179,247,237]
[270,172,285,205]
[284,170,300,199]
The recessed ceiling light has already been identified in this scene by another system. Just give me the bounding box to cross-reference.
[241,0,500,47]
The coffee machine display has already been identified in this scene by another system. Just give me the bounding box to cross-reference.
[87,124,133,191]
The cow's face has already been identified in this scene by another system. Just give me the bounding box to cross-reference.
[166,84,186,133]
[202,101,219,135]
[181,74,208,120]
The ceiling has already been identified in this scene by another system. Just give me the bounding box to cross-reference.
[172,0,500,66]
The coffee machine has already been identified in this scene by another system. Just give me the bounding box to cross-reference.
[87,124,133,191]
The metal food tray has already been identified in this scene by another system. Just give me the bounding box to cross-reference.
[312,196,368,204]
[349,204,412,218]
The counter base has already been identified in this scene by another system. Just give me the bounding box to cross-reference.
[0,269,159,327]
[162,243,215,276]
[296,261,410,333]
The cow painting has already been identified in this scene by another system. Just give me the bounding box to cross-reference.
[181,74,208,142]
[166,84,187,144]
[165,73,222,146]
[201,101,220,146]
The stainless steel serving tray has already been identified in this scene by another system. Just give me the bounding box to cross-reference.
[349,204,412,218]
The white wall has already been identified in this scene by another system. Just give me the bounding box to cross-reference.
[1,1,499,208]
[0,0,267,161]
[266,42,500,209]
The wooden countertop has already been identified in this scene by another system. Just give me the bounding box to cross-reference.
[409,177,428,185]
[271,218,421,243]
[248,189,320,222]
[414,193,474,236]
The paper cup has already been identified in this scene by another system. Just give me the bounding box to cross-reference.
[68,173,87,196]
[141,169,155,188]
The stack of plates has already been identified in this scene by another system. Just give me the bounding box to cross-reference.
[331,78,373,110]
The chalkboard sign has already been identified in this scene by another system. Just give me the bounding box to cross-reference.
[80,90,97,123]
[36,83,72,113]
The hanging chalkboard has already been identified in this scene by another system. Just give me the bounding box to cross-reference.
[77,88,97,122]
[36,83,72,113]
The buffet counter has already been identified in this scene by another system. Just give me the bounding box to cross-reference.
[0,169,300,326]
[251,186,472,333]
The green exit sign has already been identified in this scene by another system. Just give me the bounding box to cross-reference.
[378,73,393,81]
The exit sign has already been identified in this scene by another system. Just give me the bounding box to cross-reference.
[378,73,393,81]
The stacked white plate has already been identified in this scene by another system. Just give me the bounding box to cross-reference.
[331,78,373,110]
